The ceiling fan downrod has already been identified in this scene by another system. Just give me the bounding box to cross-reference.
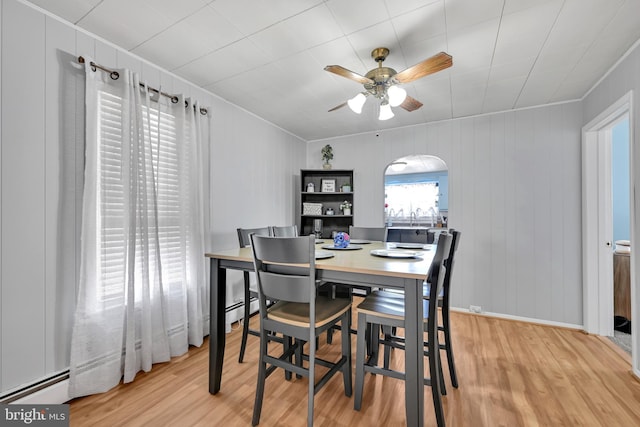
[365,47,397,99]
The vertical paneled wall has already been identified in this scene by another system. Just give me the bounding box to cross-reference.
[0,0,305,396]
[1,0,47,394]
[307,102,583,326]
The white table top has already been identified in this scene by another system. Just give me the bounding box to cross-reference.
[206,241,435,280]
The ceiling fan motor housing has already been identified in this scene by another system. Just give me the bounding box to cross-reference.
[365,67,397,98]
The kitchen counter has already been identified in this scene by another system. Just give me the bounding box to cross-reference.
[388,226,447,230]
[386,226,449,243]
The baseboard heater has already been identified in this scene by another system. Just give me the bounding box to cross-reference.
[0,370,69,404]
[0,303,241,404]
[225,297,257,314]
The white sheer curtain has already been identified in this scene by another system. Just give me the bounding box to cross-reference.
[69,59,208,398]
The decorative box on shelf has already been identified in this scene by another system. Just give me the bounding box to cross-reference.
[303,202,323,215]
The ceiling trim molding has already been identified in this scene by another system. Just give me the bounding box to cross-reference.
[582,36,640,101]
[307,98,582,143]
[19,0,306,143]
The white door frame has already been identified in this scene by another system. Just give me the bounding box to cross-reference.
[582,91,634,338]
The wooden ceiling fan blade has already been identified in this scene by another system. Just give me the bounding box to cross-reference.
[393,52,452,84]
[399,95,423,112]
[324,65,374,85]
[328,101,348,112]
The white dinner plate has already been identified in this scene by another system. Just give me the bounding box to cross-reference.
[321,244,363,250]
[315,250,335,259]
[349,239,371,244]
[394,243,428,249]
[370,249,422,258]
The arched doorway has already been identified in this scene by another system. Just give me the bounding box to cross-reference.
[384,154,448,242]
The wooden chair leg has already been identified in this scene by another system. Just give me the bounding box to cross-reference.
[437,349,447,395]
[239,275,251,363]
[295,339,303,379]
[369,323,380,368]
[429,328,445,427]
[252,330,268,426]
[354,313,367,411]
[442,307,458,388]
[307,334,316,427]
[341,312,353,397]
[382,325,392,369]
[284,335,292,381]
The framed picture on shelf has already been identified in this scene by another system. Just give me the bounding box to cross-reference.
[321,179,336,192]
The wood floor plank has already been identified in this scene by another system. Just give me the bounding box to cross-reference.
[68,310,640,426]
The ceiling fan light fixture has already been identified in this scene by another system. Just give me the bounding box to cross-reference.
[378,102,394,120]
[347,93,367,114]
[389,161,407,172]
[387,85,407,107]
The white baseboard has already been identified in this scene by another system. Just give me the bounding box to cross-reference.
[451,306,583,330]
[8,300,258,405]
[7,305,584,407]
[12,379,70,405]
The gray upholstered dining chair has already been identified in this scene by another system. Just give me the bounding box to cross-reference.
[353,232,452,427]
[428,229,461,389]
[271,225,298,237]
[249,234,352,427]
[236,227,274,363]
[378,229,462,393]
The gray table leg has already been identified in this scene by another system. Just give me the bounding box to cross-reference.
[209,257,226,394]
[404,278,424,426]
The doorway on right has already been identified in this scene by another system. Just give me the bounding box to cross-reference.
[582,91,634,369]
[612,116,632,355]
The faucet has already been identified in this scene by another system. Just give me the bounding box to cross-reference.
[386,208,395,227]
[410,211,417,226]
[426,207,438,227]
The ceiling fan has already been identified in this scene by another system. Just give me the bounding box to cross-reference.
[324,47,452,120]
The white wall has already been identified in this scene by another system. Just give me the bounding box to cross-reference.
[583,40,640,375]
[308,102,584,326]
[4,0,638,401]
[0,0,305,397]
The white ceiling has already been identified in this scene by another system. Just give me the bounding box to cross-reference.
[27,0,640,141]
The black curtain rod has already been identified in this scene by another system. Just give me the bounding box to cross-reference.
[77,56,208,115]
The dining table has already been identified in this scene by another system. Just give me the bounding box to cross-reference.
[205,240,437,427]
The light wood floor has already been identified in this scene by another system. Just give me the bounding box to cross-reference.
[68,309,640,426]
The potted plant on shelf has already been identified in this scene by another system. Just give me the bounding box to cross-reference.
[340,200,352,216]
[321,144,333,169]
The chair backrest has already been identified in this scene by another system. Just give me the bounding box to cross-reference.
[348,226,388,242]
[250,234,316,312]
[442,229,461,302]
[271,225,299,237]
[237,227,272,248]
[426,232,453,303]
